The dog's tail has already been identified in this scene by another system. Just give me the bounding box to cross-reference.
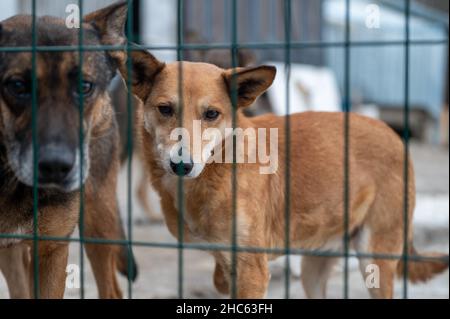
[397,244,448,283]
[115,209,139,282]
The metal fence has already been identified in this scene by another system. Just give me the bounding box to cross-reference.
[0,0,448,299]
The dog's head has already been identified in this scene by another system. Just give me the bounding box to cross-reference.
[122,50,276,178]
[0,2,127,192]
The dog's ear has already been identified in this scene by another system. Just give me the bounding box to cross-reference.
[83,2,128,63]
[120,48,165,102]
[223,65,276,108]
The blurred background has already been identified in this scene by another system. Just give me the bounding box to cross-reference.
[0,0,448,298]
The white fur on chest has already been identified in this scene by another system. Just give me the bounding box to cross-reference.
[299,235,344,253]
[161,174,205,242]
[321,237,344,251]
[161,174,178,202]
[0,226,27,248]
[161,174,250,245]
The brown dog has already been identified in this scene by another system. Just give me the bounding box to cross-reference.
[0,2,136,298]
[122,49,448,299]
[111,43,259,224]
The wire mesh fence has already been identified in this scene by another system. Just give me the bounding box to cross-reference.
[0,0,448,299]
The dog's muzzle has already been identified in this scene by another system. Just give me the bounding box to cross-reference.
[38,144,76,185]
[170,158,194,177]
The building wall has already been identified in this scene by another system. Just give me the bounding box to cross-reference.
[16,0,116,17]
[416,0,449,13]
[183,0,323,65]
[141,0,177,62]
[323,0,447,128]
[0,0,18,21]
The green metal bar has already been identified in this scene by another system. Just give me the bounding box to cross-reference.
[283,0,292,300]
[126,0,136,300]
[343,0,351,300]
[1,39,448,53]
[203,0,213,42]
[402,0,411,300]
[31,0,39,300]
[1,231,446,265]
[377,0,448,28]
[176,0,185,299]
[224,0,231,43]
[77,0,86,299]
[230,0,239,300]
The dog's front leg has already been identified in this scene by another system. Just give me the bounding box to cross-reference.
[222,253,270,299]
[29,243,69,299]
[0,243,31,298]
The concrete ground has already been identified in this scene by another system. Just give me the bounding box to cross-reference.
[0,142,448,299]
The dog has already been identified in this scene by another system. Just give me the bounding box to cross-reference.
[111,42,260,225]
[121,48,449,299]
[0,2,136,298]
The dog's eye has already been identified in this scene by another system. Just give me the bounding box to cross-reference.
[5,79,31,99]
[76,81,95,97]
[204,109,220,121]
[158,105,174,117]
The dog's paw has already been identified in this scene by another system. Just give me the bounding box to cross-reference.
[213,263,230,295]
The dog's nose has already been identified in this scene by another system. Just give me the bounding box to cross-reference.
[38,145,76,184]
[170,159,194,177]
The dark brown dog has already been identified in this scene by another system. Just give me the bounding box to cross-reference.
[0,2,136,298]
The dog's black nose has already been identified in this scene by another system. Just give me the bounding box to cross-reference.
[38,145,75,184]
[170,159,194,176]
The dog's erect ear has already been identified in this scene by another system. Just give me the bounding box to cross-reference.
[84,1,128,44]
[119,48,165,102]
[223,66,276,108]
[84,2,128,62]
